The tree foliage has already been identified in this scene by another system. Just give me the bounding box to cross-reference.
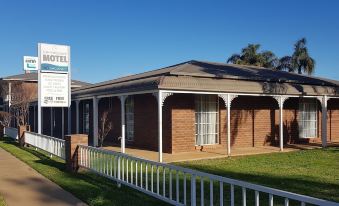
[0,111,12,127]
[1,81,36,126]
[227,38,315,75]
[227,44,278,69]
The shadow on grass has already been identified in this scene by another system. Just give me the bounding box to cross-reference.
[25,148,66,169]
[180,161,339,203]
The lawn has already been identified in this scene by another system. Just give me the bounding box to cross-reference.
[1,136,338,205]
[0,195,6,206]
[0,138,168,206]
[176,147,339,203]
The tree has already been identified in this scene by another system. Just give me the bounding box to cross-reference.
[227,44,278,69]
[9,82,36,126]
[276,56,293,72]
[0,111,12,127]
[98,110,113,147]
[292,38,315,74]
[276,38,315,74]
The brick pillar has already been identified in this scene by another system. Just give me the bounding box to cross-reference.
[65,134,88,172]
[0,125,3,138]
[18,125,30,147]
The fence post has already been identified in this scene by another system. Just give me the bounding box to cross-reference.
[65,134,88,172]
[191,174,196,206]
[18,125,29,147]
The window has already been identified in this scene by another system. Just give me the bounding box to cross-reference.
[195,95,219,145]
[299,99,317,138]
[125,96,134,141]
[83,103,90,134]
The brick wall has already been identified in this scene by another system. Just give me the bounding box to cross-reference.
[65,94,339,153]
[98,94,160,152]
[165,94,195,153]
[165,94,227,153]
[328,99,339,142]
[133,94,159,151]
[230,96,279,148]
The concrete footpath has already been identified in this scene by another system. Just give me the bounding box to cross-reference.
[0,147,86,206]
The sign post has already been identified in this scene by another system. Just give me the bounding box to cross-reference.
[38,43,71,135]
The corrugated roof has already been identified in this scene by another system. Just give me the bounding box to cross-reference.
[1,73,91,88]
[70,60,339,97]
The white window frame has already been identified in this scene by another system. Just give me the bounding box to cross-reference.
[83,103,90,134]
[299,99,318,138]
[195,94,219,145]
[125,96,134,141]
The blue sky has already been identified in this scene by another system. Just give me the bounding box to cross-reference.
[0,0,338,83]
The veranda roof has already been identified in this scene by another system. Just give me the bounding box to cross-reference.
[72,60,339,98]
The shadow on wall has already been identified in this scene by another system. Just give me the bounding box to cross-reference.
[230,96,281,147]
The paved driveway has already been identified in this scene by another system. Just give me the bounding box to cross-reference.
[0,147,86,206]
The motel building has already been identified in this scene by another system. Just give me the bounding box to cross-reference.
[20,60,339,162]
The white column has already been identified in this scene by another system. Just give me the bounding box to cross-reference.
[93,97,99,147]
[75,100,80,134]
[61,108,65,139]
[321,96,328,147]
[67,105,71,134]
[33,105,36,132]
[50,107,53,136]
[153,91,172,163]
[279,97,284,151]
[158,91,163,162]
[8,82,11,108]
[218,94,236,156]
[119,96,126,153]
[274,96,287,151]
[227,94,231,156]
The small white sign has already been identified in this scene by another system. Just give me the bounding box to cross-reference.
[39,43,70,73]
[23,56,38,71]
[40,72,69,107]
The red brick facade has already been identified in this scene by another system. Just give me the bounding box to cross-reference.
[29,94,339,153]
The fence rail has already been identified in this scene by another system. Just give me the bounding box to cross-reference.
[24,131,65,159]
[4,127,18,140]
[78,145,338,206]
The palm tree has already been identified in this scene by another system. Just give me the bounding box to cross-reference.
[227,44,278,69]
[277,38,315,74]
[276,56,293,72]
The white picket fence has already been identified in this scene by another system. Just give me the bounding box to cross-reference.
[78,145,339,206]
[24,131,66,159]
[4,127,18,140]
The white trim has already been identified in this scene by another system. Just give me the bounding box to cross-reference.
[72,88,339,102]
[73,90,158,101]
[160,89,339,99]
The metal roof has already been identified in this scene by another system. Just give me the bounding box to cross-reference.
[70,60,339,97]
[1,73,91,88]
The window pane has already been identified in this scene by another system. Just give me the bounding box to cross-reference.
[298,99,317,138]
[195,95,219,145]
[125,97,134,141]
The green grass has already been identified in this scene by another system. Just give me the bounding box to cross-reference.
[0,138,168,206]
[0,195,6,206]
[1,136,338,206]
[176,147,339,203]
